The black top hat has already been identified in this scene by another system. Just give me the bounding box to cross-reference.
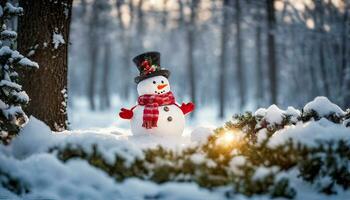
[133,51,170,84]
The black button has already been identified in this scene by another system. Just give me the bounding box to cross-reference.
[167,116,172,122]
[164,106,169,112]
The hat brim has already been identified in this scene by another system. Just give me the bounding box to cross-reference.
[134,69,170,84]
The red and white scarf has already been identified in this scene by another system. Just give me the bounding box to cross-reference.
[138,91,175,129]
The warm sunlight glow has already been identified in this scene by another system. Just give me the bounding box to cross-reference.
[216,130,243,148]
[218,131,236,145]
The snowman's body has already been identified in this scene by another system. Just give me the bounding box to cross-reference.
[130,75,186,136]
[131,104,185,136]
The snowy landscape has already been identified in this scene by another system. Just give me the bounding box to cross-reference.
[1,96,350,199]
[0,0,349,199]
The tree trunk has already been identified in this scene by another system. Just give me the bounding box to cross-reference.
[307,39,319,97]
[319,42,329,96]
[116,0,133,99]
[136,0,145,51]
[18,0,72,131]
[341,1,349,107]
[178,0,185,28]
[87,44,98,110]
[315,1,329,97]
[234,0,245,110]
[187,0,199,117]
[218,0,230,118]
[161,0,168,28]
[100,41,111,110]
[87,2,99,110]
[255,24,263,108]
[266,0,278,104]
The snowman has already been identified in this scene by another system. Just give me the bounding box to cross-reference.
[119,52,195,136]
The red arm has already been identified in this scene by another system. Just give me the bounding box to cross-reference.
[176,102,195,115]
[119,105,137,120]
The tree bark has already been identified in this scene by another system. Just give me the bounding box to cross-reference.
[178,0,185,28]
[18,0,72,131]
[87,1,99,110]
[315,1,330,97]
[218,0,230,118]
[187,0,199,117]
[341,1,349,107]
[319,42,329,96]
[100,41,111,110]
[161,0,168,28]
[255,24,263,108]
[136,0,145,51]
[234,0,245,110]
[116,0,133,99]
[266,0,278,104]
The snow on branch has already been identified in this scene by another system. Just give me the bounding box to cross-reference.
[0,0,38,144]
[18,57,39,69]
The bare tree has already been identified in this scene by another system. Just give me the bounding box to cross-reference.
[100,40,111,110]
[116,0,134,99]
[234,0,246,110]
[255,8,264,108]
[136,0,145,51]
[341,1,349,107]
[161,0,168,28]
[218,0,230,118]
[178,0,185,28]
[87,0,100,110]
[18,0,73,131]
[266,0,278,104]
[186,0,200,116]
[315,1,330,97]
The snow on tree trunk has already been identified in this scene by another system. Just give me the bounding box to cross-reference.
[0,0,38,144]
[17,0,72,131]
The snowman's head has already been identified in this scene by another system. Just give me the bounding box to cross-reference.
[137,75,170,96]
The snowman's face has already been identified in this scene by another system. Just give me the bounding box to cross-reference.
[137,75,171,96]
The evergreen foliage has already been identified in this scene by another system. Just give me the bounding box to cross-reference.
[50,103,350,199]
[0,1,38,144]
[0,168,28,195]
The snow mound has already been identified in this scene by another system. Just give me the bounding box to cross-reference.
[8,116,53,158]
[255,104,301,125]
[303,96,345,117]
[190,126,214,143]
[268,120,350,148]
[4,117,144,166]
[285,106,302,123]
[252,166,279,181]
[0,153,224,200]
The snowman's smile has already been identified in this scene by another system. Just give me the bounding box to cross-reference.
[157,84,168,90]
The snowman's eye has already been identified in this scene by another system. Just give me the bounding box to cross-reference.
[153,81,156,84]
[161,80,164,84]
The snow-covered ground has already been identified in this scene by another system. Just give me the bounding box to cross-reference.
[68,96,223,139]
[0,96,349,199]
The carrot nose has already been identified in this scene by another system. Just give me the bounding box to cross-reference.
[157,84,168,90]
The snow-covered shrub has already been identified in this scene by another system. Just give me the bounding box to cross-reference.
[0,2,38,144]
[343,109,350,127]
[302,96,345,123]
[0,168,28,195]
[2,96,350,199]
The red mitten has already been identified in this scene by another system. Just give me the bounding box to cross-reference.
[180,102,195,115]
[119,108,133,119]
